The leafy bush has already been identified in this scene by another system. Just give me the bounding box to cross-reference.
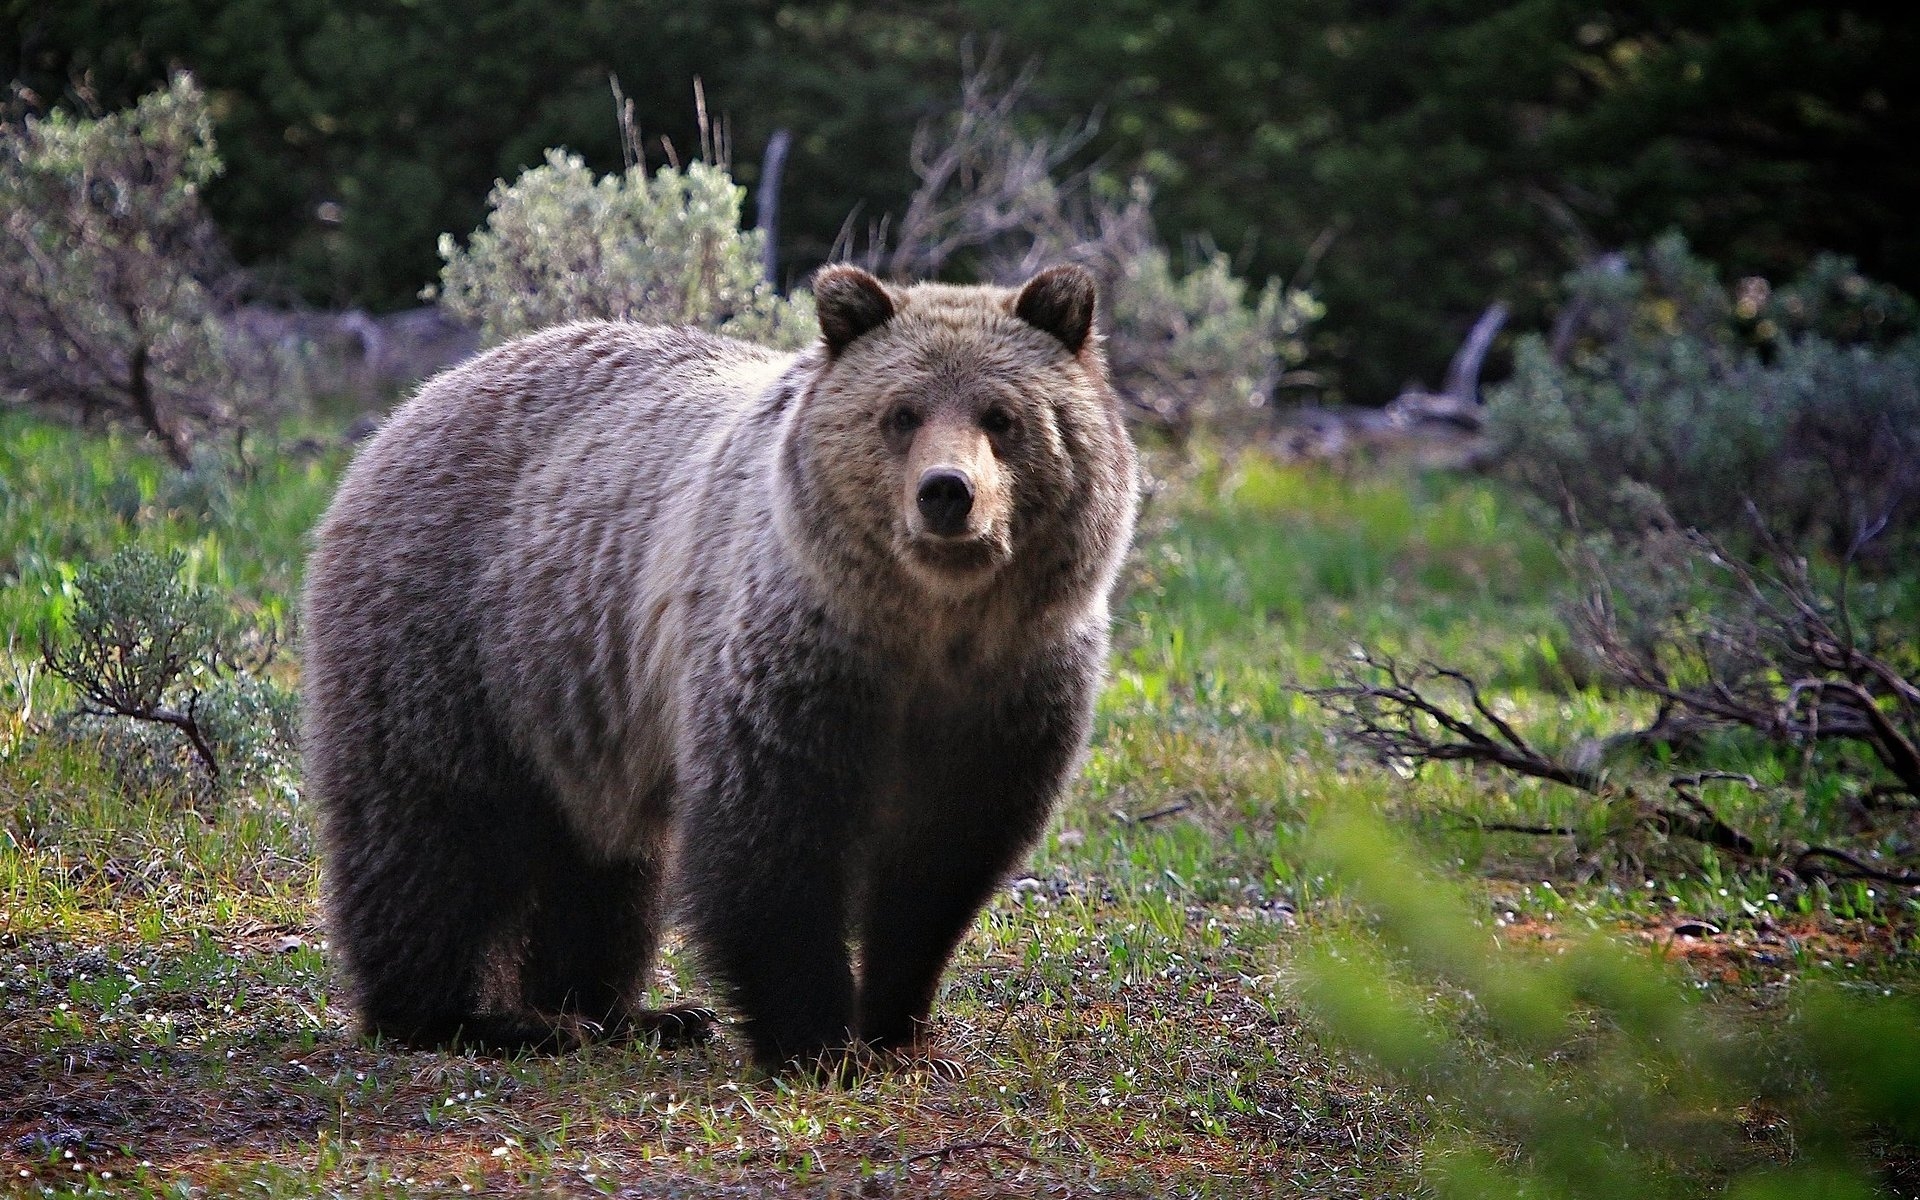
[1488,235,1920,563]
[0,75,291,468]
[431,149,816,349]
[1105,243,1319,437]
[39,545,295,793]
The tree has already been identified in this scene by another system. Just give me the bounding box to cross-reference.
[965,0,1920,403]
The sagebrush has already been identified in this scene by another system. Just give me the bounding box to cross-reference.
[38,544,295,792]
[431,149,815,349]
[1488,235,1920,564]
[0,75,293,467]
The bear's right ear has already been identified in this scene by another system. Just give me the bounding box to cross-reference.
[813,265,897,355]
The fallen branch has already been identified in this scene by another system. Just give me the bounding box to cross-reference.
[1658,774,1757,857]
[1299,652,1919,887]
[1791,847,1920,888]
[1459,820,1579,837]
[1298,652,1604,793]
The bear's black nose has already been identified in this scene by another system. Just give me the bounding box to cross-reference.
[916,468,974,536]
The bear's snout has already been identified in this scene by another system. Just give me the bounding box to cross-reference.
[916,468,975,537]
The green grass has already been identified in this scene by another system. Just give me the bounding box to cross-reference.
[1,415,1914,1197]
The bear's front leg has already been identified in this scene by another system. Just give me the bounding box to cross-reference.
[677,622,878,1076]
[857,651,1098,1061]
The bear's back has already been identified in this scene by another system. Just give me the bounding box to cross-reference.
[304,322,792,853]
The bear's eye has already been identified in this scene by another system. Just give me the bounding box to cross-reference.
[980,408,1017,436]
[885,406,922,436]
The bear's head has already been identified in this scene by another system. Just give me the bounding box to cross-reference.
[782,263,1136,609]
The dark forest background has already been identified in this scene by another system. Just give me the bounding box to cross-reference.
[7,0,1915,403]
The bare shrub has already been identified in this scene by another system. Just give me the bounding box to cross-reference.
[0,75,292,467]
[851,49,1319,438]
[1571,524,1920,803]
[1301,522,1920,884]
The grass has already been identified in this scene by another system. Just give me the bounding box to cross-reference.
[1,415,1914,1197]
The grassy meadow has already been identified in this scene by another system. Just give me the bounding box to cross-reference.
[1,414,1914,1198]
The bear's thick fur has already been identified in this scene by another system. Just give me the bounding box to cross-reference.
[302,264,1138,1072]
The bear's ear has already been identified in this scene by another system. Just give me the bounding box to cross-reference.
[813,264,897,355]
[1013,264,1097,353]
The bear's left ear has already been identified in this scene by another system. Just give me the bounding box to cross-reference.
[813,264,897,355]
[1013,264,1097,353]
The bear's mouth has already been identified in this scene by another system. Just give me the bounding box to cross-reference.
[902,530,1010,578]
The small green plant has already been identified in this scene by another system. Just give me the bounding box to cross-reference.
[0,74,291,467]
[39,545,292,788]
[431,148,816,349]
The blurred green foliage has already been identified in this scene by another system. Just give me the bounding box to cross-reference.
[8,2,1913,403]
[1298,806,1920,1199]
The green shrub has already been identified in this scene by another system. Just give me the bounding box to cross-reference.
[1487,235,1920,562]
[1106,244,1319,437]
[431,149,816,349]
[0,75,292,468]
[38,545,294,793]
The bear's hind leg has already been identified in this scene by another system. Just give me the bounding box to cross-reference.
[330,817,549,1051]
[522,839,715,1048]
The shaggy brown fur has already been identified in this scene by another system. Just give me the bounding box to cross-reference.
[302,264,1138,1073]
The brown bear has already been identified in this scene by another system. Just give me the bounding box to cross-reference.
[301,264,1138,1074]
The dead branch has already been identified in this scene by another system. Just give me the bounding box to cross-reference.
[1300,653,1918,885]
[1458,820,1580,837]
[1113,801,1193,826]
[1443,301,1509,406]
[1298,651,1606,793]
[1657,774,1757,857]
[756,128,792,285]
[875,42,1103,282]
[1791,846,1920,888]
[1573,524,1920,800]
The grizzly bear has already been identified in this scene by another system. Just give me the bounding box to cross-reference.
[301,264,1138,1074]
